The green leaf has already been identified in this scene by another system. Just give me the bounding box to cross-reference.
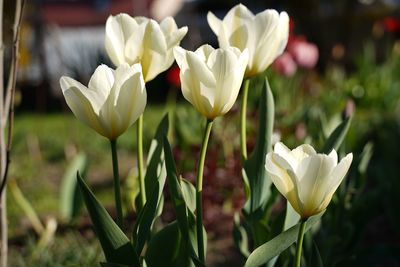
[245,213,323,267]
[321,117,352,154]
[133,182,161,255]
[243,78,275,218]
[180,177,196,213]
[232,213,250,258]
[144,114,169,197]
[132,115,169,255]
[163,137,205,267]
[77,173,139,267]
[358,142,373,175]
[145,221,194,267]
[60,153,87,222]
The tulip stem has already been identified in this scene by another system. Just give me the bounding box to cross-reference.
[110,139,123,228]
[137,114,146,208]
[196,119,213,264]
[294,219,307,267]
[240,79,250,161]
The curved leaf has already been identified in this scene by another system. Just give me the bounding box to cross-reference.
[145,221,194,267]
[60,152,87,221]
[243,78,275,218]
[132,115,169,255]
[321,117,352,153]
[245,213,323,267]
[163,137,205,267]
[77,174,139,267]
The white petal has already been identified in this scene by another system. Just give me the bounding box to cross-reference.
[115,64,147,135]
[166,26,188,49]
[207,11,222,35]
[291,144,317,164]
[265,153,293,196]
[60,77,105,136]
[185,50,216,116]
[160,16,177,33]
[137,20,169,81]
[194,44,215,61]
[328,149,338,165]
[324,153,353,197]
[276,12,290,56]
[208,48,246,116]
[315,153,352,212]
[125,22,146,65]
[173,46,187,70]
[88,64,114,101]
[295,154,337,214]
[220,48,248,114]
[160,17,188,49]
[250,11,289,75]
[105,14,138,66]
[274,142,300,171]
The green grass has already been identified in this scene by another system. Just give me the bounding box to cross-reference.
[7,105,168,234]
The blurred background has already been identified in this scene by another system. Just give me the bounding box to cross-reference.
[3,0,400,266]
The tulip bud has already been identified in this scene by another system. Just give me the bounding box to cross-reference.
[60,64,146,140]
[173,45,249,119]
[265,142,353,218]
[105,14,188,82]
[207,4,289,78]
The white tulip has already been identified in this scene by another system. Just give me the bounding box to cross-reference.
[207,4,289,78]
[265,142,353,218]
[173,45,249,119]
[105,13,188,82]
[60,64,146,140]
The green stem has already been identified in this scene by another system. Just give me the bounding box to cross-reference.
[110,139,123,228]
[294,219,307,267]
[240,79,250,161]
[196,119,213,264]
[137,114,146,208]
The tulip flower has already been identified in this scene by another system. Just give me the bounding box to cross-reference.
[173,44,249,119]
[174,44,248,263]
[105,13,188,82]
[60,63,146,140]
[265,142,353,219]
[207,4,289,77]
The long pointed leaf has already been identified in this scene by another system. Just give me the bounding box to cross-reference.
[144,114,169,196]
[243,78,275,218]
[77,174,139,267]
[163,137,205,267]
[145,221,193,267]
[245,213,323,267]
[60,153,87,221]
[321,117,352,153]
[133,115,169,255]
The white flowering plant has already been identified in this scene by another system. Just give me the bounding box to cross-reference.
[57,5,360,267]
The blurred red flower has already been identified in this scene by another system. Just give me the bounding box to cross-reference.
[166,65,181,87]
[383,17,400,33]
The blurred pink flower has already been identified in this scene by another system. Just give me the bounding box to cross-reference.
[272,19,319,76]
[273,52,297,77]
[288,40,319,69]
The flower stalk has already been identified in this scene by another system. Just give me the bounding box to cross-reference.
[195,119,213,264]
[294,219,307,267]
[110,139,123,228]
[137,114,146,208]
[240,79,250,161]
